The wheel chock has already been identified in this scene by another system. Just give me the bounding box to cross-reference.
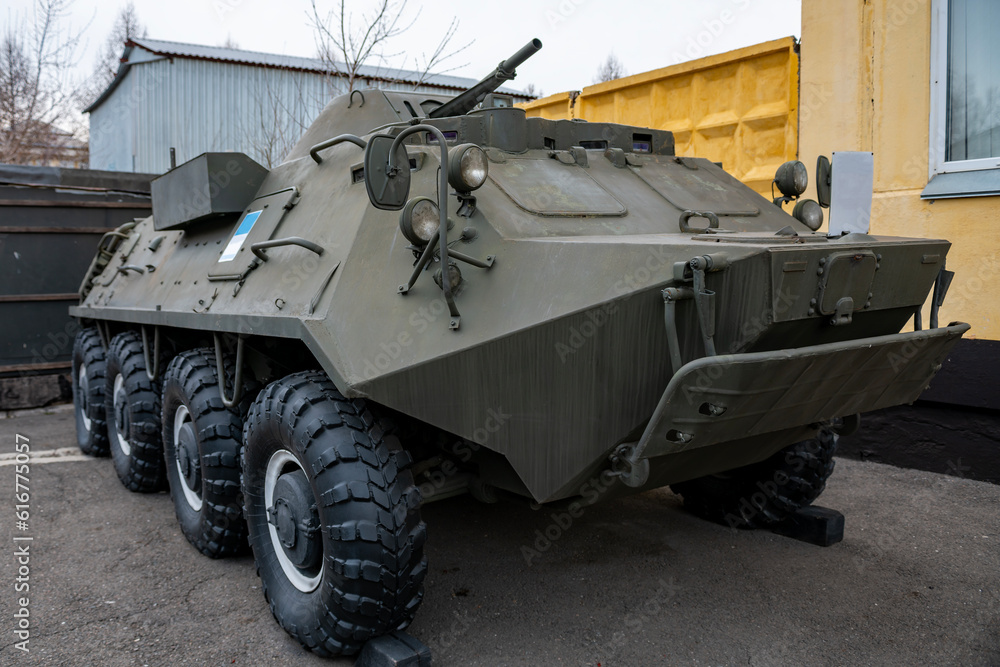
[355,630,432,667]
[771,506,845,547]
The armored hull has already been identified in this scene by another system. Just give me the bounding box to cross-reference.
[73,98,964,501]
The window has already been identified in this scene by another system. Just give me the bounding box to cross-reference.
[925,0,1000,198]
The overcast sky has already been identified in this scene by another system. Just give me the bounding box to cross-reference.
[3,0,801,98]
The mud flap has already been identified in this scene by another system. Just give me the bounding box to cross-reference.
[632,322,970,460]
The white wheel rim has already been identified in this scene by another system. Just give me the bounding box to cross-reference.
[265,450,324,593]
[78,364,92,432]
[173,405,203,512]
[112,373,131,456]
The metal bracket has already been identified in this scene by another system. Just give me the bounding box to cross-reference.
[689,257,717,356]
[398,230,441,295]
[448,249,495,270]
[94,320,110,350]
[456,192,477,218]
[213,333,246,409]
[930,263,953,329]
[141,325,160,381]
[662,286,694,374]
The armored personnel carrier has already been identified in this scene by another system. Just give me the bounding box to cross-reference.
[70,39,966,656]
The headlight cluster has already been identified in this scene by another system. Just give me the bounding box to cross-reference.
[399,143,488,245]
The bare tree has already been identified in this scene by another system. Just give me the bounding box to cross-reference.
[404,17,471,90]
[522,83,543,99]
[220,34,239,49]
[238,73,319,168]
[82,1,146,103]
[0,0,88,165]
[309,0,470,96]
[594,53,627,84]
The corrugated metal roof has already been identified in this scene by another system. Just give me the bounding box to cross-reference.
[86,37,529,114]
[130,38,506,91]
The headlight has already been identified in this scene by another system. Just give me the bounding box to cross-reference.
[774,160,808,198]
[399,197,441,245]
[447,143,489,192]
[792,199,824,231]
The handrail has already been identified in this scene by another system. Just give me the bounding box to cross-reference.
[250,237,324,262]
[309,134,367,164]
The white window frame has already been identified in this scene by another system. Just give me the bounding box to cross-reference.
[928,0,1000,179]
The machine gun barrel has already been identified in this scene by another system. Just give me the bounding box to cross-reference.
[428,38,542,119]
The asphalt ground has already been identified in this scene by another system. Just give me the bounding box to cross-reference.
[0,403,997,666]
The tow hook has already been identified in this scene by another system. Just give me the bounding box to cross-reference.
[609,443,650,488]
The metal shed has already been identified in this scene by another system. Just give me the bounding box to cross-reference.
[85,38,531,173]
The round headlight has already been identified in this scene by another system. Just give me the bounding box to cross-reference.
[792,198,824,231]
[447,143,489,192]
[774,160,808,198]
[399,197,441,245]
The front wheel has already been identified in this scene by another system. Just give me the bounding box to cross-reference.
[670,429,838,529]
[242,371,426,657]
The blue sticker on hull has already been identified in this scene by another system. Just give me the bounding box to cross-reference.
[218,210,261,262]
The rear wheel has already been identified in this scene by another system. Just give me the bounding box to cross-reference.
[105,331,167,492]
[242,371,426,657]
[72,327,110,456]
[161,348,254,558]
[670,429,838,529]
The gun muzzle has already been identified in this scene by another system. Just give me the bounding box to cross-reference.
[500,38,543,76]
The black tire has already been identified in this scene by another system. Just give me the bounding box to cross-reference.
[72,327,110,456]
[670,429,838,529]
[105,331,167,492]
[161,348,255,558]
[242,371,426,657]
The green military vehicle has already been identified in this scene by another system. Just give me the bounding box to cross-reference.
[70,39,966,656]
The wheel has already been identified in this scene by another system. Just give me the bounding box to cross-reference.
[670,429,838,529]
[161,348,255,558]
[242,371,426,657]
[105,331,168,492]
[72,327,110,456]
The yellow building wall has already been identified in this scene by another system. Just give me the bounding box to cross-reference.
[519,38,799,197]
[800,0,998,340]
